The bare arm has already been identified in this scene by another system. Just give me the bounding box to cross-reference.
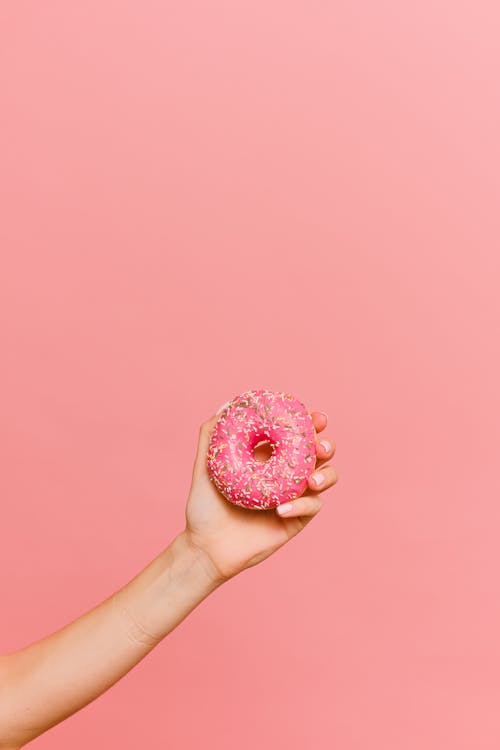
[0,532,221,749]
[0,410,338,749]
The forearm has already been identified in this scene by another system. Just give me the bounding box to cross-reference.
[0,531,222,749]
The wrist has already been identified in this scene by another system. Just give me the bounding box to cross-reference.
[178,529,228,588]
[114,532,223,647]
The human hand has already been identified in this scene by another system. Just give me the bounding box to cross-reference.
[183,408,338,583]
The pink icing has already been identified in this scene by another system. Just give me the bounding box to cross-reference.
[206,388,316,509]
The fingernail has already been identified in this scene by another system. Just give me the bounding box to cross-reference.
[216,400,231,414]
[319,440,331,453]
[277,502,293,515]
[311,472,325,488]
[319,411,328,421]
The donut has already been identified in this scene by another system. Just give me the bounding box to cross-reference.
[206,388,316,510]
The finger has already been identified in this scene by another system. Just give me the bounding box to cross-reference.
[276,495,322,518]
[307,465,338,493]
[192,415,218,478]
[314,435,336,466]
[311,411,328,433]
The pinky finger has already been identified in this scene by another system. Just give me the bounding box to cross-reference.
[276,496,322,518]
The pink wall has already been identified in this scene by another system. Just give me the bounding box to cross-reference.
[1,2,499,748]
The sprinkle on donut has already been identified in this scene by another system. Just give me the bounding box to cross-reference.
[207,388,316,510]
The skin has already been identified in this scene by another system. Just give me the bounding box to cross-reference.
[0,408,338,749]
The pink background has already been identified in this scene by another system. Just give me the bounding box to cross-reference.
[1,2,499,748]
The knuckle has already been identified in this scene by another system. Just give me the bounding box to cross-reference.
[327,466,338,482]
[203,414,216,429]
[306,498,321,515]
[199,420,211,437]
[300,498,321,516]
[293,499,306,515]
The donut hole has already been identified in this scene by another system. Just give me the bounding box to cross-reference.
[253,440,274,463]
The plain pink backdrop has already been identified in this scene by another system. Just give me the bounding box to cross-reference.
[1,2,500,748]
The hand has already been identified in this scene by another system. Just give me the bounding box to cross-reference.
[183,408,338,583]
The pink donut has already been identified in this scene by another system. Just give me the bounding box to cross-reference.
[207,388,316,510]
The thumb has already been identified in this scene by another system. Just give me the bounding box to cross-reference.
[192,413,219,481]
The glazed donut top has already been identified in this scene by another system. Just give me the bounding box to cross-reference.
[206,388,316,509]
